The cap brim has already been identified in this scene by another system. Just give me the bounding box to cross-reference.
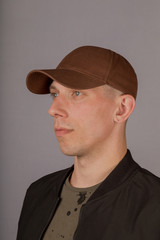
[26,69,105,94]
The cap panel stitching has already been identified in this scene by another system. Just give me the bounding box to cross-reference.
[57,67,106,83]
[103,51,114,84]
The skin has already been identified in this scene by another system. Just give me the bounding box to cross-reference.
[48,81,136,188]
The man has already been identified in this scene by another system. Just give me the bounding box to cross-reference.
[17,46,160,240]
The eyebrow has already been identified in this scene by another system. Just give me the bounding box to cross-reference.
[49,85,82,93]
[49,85,59,92]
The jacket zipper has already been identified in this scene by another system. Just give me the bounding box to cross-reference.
[38,198,61,240]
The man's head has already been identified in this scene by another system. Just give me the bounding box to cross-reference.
[26,46,137,157]
[47,80,135,157]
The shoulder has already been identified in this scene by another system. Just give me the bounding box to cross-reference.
[134,166,160,191]
[130,164,160,206]
[130,166,160,229]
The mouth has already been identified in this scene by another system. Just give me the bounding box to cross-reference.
[54,128,73,136]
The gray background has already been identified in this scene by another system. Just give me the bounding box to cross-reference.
[1,0,160,239]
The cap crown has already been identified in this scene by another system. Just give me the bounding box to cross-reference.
[57,46,138,98]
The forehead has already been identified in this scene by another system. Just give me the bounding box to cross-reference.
[49,80,71,91]
[49,80,111,95]
[50,81,104,98]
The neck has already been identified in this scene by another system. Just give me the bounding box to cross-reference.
[70,130,127,188]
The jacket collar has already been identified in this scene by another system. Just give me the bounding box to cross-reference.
[88,149,140,201]
[54,149,140,200]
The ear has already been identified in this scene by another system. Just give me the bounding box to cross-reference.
[114,94,136,123]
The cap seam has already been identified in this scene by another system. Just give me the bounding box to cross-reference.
[58,67,106,83]
[104,51,114,84]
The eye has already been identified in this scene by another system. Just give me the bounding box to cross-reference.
[50,92,58,99]
[74,91,82,96]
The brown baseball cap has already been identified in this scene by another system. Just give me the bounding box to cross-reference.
[26,46,138,98]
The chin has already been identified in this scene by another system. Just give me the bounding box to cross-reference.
[58,140,86,157]
[59,144,85,157]
[60,149,76,156]
[59,145,77,156]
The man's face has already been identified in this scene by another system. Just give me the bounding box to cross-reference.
[48,81,118,157]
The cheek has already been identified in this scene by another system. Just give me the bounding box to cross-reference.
[72,101,115,136]
[92,105,115,135]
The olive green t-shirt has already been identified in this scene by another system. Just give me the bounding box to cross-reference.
[43,175,101,240]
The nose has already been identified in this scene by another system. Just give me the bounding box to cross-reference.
[48,98,68,118]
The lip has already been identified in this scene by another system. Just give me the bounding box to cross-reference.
[54,128,73,136]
